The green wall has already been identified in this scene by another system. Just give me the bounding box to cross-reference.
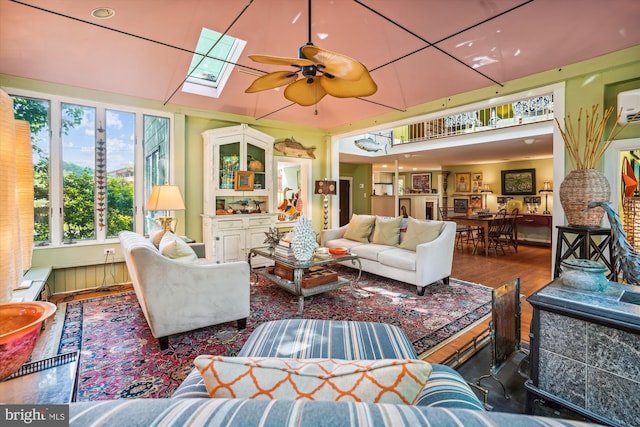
[339,163,373,215]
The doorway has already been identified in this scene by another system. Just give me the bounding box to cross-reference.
[339,178,351,226]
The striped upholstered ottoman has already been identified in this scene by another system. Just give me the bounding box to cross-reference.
[173,319,484,410]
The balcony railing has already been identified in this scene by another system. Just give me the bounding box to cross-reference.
[394,94,554,145]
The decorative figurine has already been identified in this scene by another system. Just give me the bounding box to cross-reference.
[584,200,640,285]
[263,227,283,250]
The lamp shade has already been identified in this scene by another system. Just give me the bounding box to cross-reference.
[146,185,185,211]
[314,180,337,195]
[480,184,492,193]
[539,181,553,194]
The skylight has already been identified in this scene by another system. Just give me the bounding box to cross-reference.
[182,28,246,98]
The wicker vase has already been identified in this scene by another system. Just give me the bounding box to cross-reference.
[559,169,611,227]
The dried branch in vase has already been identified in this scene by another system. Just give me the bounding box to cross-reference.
[555,105,638,170]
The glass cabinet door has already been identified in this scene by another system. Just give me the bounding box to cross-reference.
[218,141,240,190]
[247,141,266,191]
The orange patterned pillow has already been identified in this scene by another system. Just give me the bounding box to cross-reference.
[194,356,432,405]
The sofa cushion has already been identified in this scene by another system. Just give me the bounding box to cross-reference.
[371,216,403,246]
[239,319,419,360]
[343,214,375,243]
[350,243,395,262]
[377,248,417,271]
[194,355,432,404]
[398,218,444,251]
[149,227,166,248]
[159,231,198,263]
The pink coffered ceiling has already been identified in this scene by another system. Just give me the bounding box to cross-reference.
[1,0,639,131]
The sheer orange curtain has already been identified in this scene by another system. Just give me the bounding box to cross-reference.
[0,89,34,303]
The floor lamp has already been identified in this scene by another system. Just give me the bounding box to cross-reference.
[539,181,552,215]
[146,184,185,232]
[314,180,336,230]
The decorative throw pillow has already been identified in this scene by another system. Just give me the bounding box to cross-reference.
[371,216,403,246]
[343,214,375,243]
[398,218,444,251]
[159,231,198,263]
[149,227,166,248]
[194,356,432,405]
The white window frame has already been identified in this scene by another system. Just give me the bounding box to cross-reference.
[182,30,247,99]
[7,87,175,246]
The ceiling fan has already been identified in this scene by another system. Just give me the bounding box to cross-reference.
[245,0,377,106]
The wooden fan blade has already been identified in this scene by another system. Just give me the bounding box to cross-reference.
[245,71,299,93]
[284,79,327,106]
[318,69,378,98]
[249,54,314,67]
[301,46,366,81]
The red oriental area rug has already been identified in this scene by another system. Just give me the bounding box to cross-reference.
[57,267,491,401]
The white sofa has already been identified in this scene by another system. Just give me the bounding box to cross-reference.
[118,231,250,350]
[321,216,456,295]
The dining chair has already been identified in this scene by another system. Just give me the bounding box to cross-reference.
[440,207,476,248]
[500,208,519,253]
[474,208,508,255]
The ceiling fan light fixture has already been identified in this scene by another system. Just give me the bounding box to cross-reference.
[245,0,376,107]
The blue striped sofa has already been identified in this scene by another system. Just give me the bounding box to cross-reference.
[173,319,483,409]
[68,320,598,426]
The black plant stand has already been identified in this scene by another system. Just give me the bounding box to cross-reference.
[553,225,616,280]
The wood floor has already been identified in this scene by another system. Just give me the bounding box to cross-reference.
[425,241,552,364]
[46,242,552,365]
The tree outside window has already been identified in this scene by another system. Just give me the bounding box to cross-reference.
[11,94,169,244]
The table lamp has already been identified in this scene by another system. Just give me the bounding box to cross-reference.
[480,184,493,210]
[539,181,552,214]
[146,184,185,232]
[314,180,337,230]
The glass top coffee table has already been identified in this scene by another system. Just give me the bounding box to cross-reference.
[248,247,362,316]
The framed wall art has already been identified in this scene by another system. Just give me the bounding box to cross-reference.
[399,198,411,217]
[455,172,471,193]
[471,172,483,193]
[501,168,536,195]
[234,171,254,191]
[453,198,469,213]
[411,173,432,192]
[470,195,482,209]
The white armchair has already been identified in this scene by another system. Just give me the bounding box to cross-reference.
[118,231,250,350]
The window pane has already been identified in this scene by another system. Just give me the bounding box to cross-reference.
[187,28,236,86]
[106,109,135,237]
[61,103,95,242]
[143,115,169,234]
[11,96,51,244]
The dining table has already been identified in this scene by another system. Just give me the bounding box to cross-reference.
[447,214,519,256]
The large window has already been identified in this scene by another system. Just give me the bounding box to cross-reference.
[10,90,172,245]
